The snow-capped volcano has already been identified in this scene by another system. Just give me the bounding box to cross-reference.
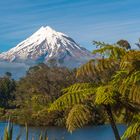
[0,26,93,68]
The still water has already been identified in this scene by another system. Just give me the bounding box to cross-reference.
[0,122,126,140]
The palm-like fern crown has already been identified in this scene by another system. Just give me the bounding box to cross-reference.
[49,40,140,135]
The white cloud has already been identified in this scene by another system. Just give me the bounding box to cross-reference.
[0,62,29,79]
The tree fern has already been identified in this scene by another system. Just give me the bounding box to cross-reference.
[49,41,140,140]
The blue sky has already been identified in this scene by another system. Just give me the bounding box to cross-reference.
[0,0,140,52]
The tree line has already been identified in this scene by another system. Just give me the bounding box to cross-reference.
[0,39,140,140]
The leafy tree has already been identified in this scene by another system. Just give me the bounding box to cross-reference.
[15,64,76,106]
[117,39,131,50]
[13,64,83,125]
[0,74,15,108]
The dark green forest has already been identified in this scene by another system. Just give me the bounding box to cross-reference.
[1,40,140,140]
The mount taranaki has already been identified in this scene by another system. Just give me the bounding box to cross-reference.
[0,26,94,78]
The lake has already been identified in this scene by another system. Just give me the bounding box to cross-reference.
[0,122,126,140]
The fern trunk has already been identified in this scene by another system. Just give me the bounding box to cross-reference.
[105,105,121,140]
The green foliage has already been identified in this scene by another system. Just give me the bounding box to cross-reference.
[95,85,118,105]
[116,39,131,50]
[62,83,95,93]
[120,51,140,72]
[15,64,76,106]
[49,83,96,112]
[49,83,120,132]
[76,41,128,84]
[0,76,15,108]
[93,41,127,59]
[112,51,140,105]
[66,104,92,132]
[1,39,140,140]
[8,96,60,126]
[11,64,79,126]
[77,59,119,84]
[48,82,107,132]
[122,115,140,140]
[49,40,140,140]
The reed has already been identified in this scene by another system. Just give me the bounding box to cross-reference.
[2,121,49,140]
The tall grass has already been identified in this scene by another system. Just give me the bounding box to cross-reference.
[2,122,49,140]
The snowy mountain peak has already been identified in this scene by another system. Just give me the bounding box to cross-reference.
[46,26,56,32]
[0,26,94,68]
[33,26,55,36]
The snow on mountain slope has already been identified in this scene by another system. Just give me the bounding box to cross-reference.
[0,26,94,68]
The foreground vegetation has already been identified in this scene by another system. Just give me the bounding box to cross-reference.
[3,121,49,140]
[0,64,103,126]
[0,39,140,139]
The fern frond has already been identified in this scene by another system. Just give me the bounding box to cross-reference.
[120,51,140,71]
[95,85,118,105]
[62,83,95,93]
[48,84,96,111]
[66,104,92,132]
[93,41,126,59]
[77,59,118,79]
[114,71,140,104]
[122,115,140,140]
[112,70,128,88]
[122,123,140,140]
[112,68,140,104]
[93,41,110,48]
